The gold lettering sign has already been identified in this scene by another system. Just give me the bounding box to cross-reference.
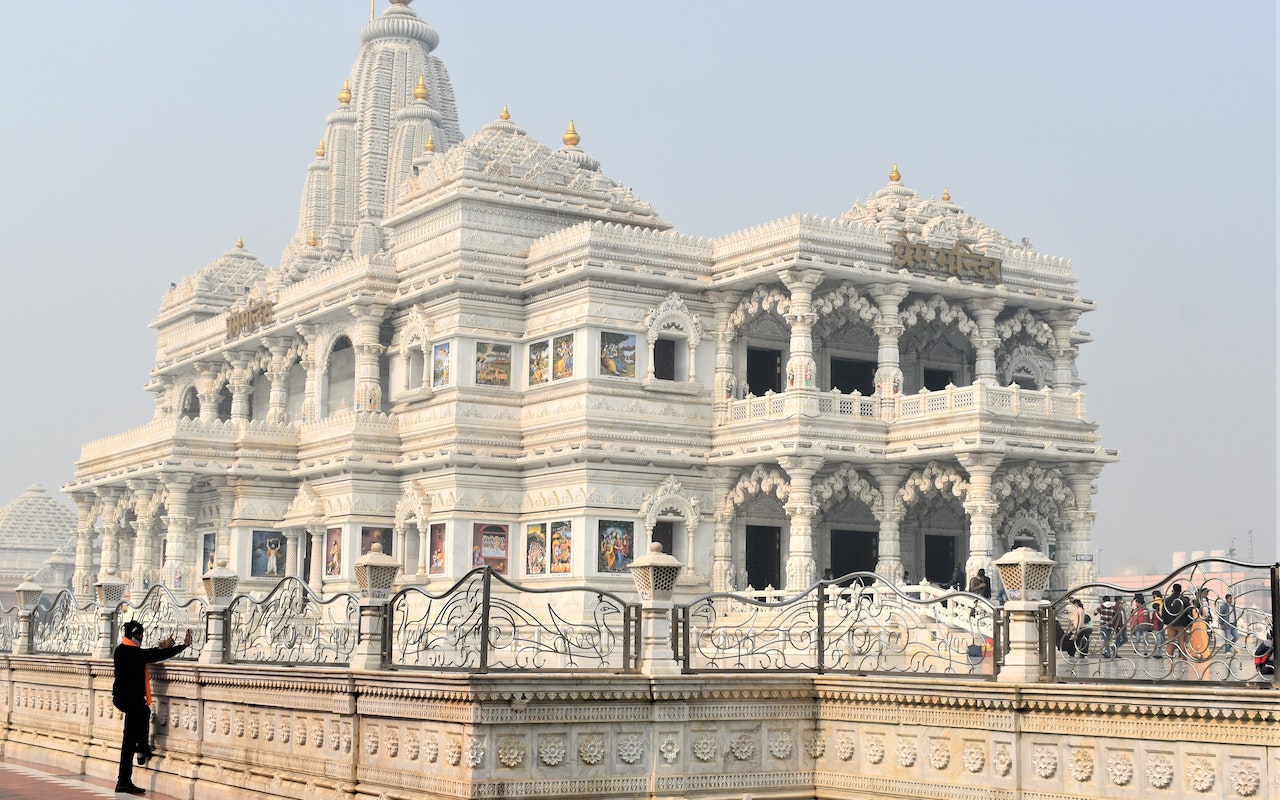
[225,300,274,340]
[892,232,1002,284]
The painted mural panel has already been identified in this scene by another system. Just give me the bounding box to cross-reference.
[325,528,342,576]
[250,531,286,578]
[526,523,546,575]
[432,342,451,387]
[597,520,634,573]
[599,332,636,378]
[472,523,509,574]
[529,341,551,385]
[361,527,392,557]
[550,520,572,574]
[553,334,574,380]
[429,523,446,575]
[475,342,512,386]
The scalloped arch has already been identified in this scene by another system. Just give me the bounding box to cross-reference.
[900,461,969,506]
[720,465,790,521]
[900,295,979,344]
[643,293,704,341]
[725,286,791,343]
[812,464,882,512]
[638,476,703,531]
[996,308,1055,346]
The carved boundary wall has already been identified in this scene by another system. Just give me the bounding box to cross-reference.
[1,657,1276,800]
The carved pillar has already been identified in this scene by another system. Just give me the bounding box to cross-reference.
[162,474,193,596]
[211,477,235,566]
[352,305,388,412]
[1044,310,1081,394]
[416,525,429,578]
[96,488,122,582]
[958,453,1003,588]
[710,467,736,592]
[394,525,408,574]
[225,352,254,422]
[284,529,302,578]
[128,481,158,596]
[868,283,909,420]
[965,298,1006,387]
[710,291,740,418]
[869,465,909,580]
[264,338,292,424]
[296,324,319,422]
[71,493,97,603]
[1063,464,1103,590]
[780,269,822,392]
[195,362,222,423]
[779,455,824,590]
[308,525,325,592]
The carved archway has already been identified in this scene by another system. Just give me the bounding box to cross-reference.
[725,286,790,344]
[899,461,969,507]
[812,463,882,513]
[643,293,703,383]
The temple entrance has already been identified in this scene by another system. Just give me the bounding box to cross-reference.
[829,358,876,395]
[924,534,956,586]
[745,525,781,590]
[830,529,877,581]
[746,348,782,396]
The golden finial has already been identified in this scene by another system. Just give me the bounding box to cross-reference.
[316,140,326,158]
[500,105,510,121]
[562,119,580,147]
[308,230,318,248]
[942,187,950,201]
[424,134,435,153]
[889,163,901,182]
[414,75,428,101]
[338,80,351,105]
[370,0,376,22]
[235,237,245,249]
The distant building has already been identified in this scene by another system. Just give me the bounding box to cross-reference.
[64,0,1116,603]
[0,485,78,602]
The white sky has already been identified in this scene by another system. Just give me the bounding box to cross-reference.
[0,1,1274,573]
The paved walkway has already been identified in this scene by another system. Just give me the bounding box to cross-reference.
[0,761,180,799]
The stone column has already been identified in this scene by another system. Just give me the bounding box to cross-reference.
[781,269,823,393]
[710,467,736,592]
[965,297,1006,387]
[71,492,97,603]
[308,525,325,593]
[224,352,254,422]
[958,453,1003,587]
[296,324,319,422]
[128,480,158,596]
[351,305,388,412]
[416,526,429,578]
[868,283,909,417]
[869,465,909,580]
[264,338,292,424]
[394,526,408,575]
[1063,464,1103,589]
[96,488,122,582]
[710,291,740,418]
[161,474,193,596]
[1044,310,1081,394]
[779,455,824,590]
[195,362,222,423]
[285,529,303,578]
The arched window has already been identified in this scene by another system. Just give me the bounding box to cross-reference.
[216,385,233,422]
[179,386,200,420]
[326,336,355,416]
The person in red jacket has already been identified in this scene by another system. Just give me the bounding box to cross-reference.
[112,621,191,795]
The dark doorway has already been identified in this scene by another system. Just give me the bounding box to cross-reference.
[652,520,675,556]
[924,534,956,585]
[830,529,878,581]
[746,348,783,396]
[923,368,955,391]
[745,525,781,590]
[653,339,676,381]
[830,358,876,395]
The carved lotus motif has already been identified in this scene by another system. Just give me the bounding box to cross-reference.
[207,713,218,735]
[497,737,524,768]
[769,732,793,760]
[1107,753,1134,786]
[364,728,379,756]
[897,739,917,768]
[1147,754,1174,789]
[962,743,985,773]
[1230,760,1261,796]
[618,735,644,765]
[406,731,420,761]
[993,745,1012,777]
[692,734,718,762]
[865,738,885,765]
[220,711,232,737]
[579,735,605,765]
[929,741,950,770]
[660,736,680,764]
[444,737,462,766]
[425,734,440,763]
[247,716,259,740]
[385,728,399,758]
[837,734,855,762]
[466,738,485,767]
[1069,749,1094,781]
[310,720,324,749]
[539,736,566,766]
[805,731,826,759]
[233,714,245,738]
[730,733,755,761]
[1032,746,1057,779]
[1185,758,1215,793]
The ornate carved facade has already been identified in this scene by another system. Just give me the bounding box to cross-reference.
[64,0,1114,603]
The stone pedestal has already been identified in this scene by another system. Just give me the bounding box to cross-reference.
[629,543,683,676]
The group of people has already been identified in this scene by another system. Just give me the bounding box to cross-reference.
[1056,583,1247,664]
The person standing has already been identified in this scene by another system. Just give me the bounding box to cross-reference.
[113,621,192,795]
[968,569,992,599]
[1160,584,1192,660]
[1218,593,1239,648]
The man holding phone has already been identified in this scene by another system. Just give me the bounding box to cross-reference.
[112,621,192,795]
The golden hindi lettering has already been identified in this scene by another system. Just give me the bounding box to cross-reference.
[892,232,1001,284]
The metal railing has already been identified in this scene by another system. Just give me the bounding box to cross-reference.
[388,567,639,673]
[31,591,96,655]
[117,585,208,661]
[674,572,1001,678]
[226,577,358,666]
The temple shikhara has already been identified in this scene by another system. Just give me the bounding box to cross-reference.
[64,0,1116,604]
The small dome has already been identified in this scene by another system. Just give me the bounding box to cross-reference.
[0,485,76,551]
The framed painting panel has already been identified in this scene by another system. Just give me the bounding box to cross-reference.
[599,332,636,378]
[597,520,634,573]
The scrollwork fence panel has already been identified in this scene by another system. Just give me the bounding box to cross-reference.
[32,591,96,656]
[0,605,17,652]
[227,577,357,665]
[117,585,207,660]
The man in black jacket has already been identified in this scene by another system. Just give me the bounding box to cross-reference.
[113,620,191,795]
[1160,583,1192,660]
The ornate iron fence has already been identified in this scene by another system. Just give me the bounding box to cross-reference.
[675,573,1000,677]
[117,585,208,661]
[0,604,17,653]
[32,591,97,655]
[1041,559,1277,684]
[388,568,640,672]
[226,577,358,665]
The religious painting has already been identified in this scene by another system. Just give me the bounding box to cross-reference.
[597,520,634,573]
[202,532,217,574]
[432,342,451,387]
[325,528,342,576]
[361,527,392,557]
[599,332,636,378]
[550,520,572,574]
[525,523,547,575]
[471,523,509,574]
[428,523,446,575]
[474,342,512,386]
[552,334,574,380]
[528,341,551,386]
[250,530,286,578]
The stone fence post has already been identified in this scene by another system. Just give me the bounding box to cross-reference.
[628,542,684,676]
[13,577,43,656]
[995,547,1056,683]
[352,543,399,671]
[94,570,128,659]
[200,561,239,665]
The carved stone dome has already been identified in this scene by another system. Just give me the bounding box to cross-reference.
[0,485,76,550]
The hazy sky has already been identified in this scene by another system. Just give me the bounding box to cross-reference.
[0,2,1274,573]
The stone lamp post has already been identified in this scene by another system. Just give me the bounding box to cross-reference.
[628,542,683,676]
[13,576,43,656]
[994,547,1056,683]
[94,569,128,658]
[352,543,400,670]
[200,560,239,664]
